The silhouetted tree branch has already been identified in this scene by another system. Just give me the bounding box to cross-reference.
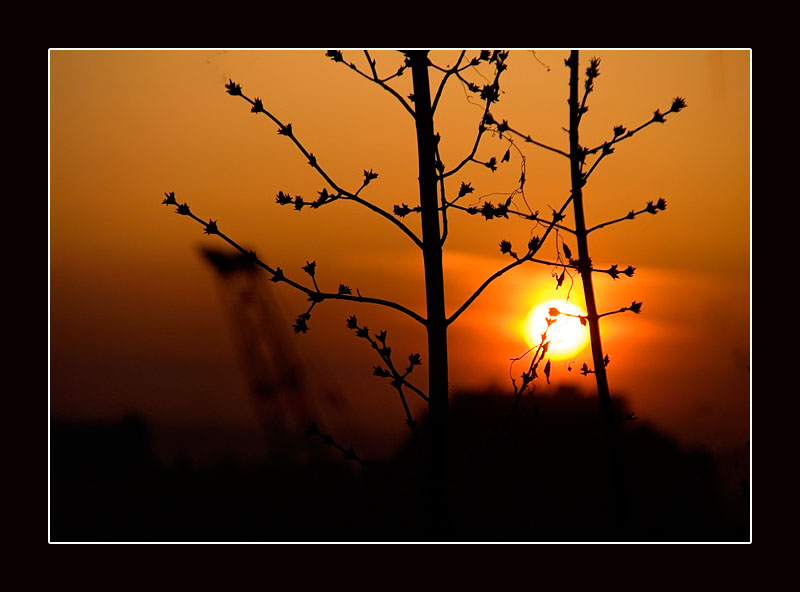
[579,96,686,184]
[307,421,369,467]
[326,50,415,117]
[347,315,427,436]
[449,189,574,326]
[162,192,426,327]
[227,80,424,249]
[587,198,667,234]
[553,51,685,530]
[431,50,467,113]
[495,121,571,159]
[162,51,687,540]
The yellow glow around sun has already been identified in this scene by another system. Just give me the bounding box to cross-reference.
[523,299,591,360]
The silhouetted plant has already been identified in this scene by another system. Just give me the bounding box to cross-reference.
[498,51,686,526]
[162,50,574,511]
[162,50,685,533]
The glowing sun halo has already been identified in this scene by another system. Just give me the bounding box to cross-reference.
[523,299,591,360]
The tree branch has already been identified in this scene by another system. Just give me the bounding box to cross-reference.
[447,201,576,234]
[440,54,509,180]
[228,85,424,249]
[501,123,570,159]
[331,50,416,118]
[345,193,424,249]
[347,316,428,436]
[447,253,532,326]
[583,97,688,178]
[447,189,575,326]
[587,198,667,234]
[598,301,643,319]
[306,421,369,467]
[431,50,466,114]
[436,146,449,246]
[163,193,427,326]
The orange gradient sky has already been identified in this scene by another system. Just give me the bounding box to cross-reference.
[49,49,750,457]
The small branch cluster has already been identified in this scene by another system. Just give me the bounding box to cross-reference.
[319,50,551,282]
[601,264,636,280]
[587,197,667,234]
[598,301,643,319]
[582,91,687,184]
[161,192,427,332]
[433,51,513,182]
[306,421,367,467]
[326,50,415,117]
[498,234,541,261]
[576,355,610,377]
[505,52,685,403]
[547,300,642,329]
[346,315,427,433]
[510,315,555,401]
[224,76,424,250]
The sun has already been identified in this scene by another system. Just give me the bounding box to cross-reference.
[523,299,591,360]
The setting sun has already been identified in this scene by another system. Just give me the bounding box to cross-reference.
[523,299,591,360]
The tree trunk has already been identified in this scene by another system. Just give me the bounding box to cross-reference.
[567,51,615,442]
[408,51,449,523]
[567,50,625,531]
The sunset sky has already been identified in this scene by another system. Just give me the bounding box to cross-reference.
[49,49,750,459]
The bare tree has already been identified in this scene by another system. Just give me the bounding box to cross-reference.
[163,49,562,490]
[161,49,685,533]
[491,51,686,528]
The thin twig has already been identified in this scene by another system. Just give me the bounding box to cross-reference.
[347,317,428,437]
[436,146,449,246]
[447,190,575,326]
[440,62,507,180]
[447,254,531,327]
[597,301,642,319]
[233,89,423,249]
[502,123,570,159]
[582,97,687,180]
[447,202,576,234]
[587,198,667,234]
[164,195,427,326]
[431,50,467,113]
[344,50,416,118]
[306,421,369,467]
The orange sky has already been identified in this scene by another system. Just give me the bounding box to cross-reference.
[49,49,750,457]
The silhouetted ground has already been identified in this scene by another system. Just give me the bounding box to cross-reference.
[49,387,749,542]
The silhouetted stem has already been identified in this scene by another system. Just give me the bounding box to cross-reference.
[345,194,424,249]
[361,330,426,435]
[365,331,429,403]
[582,151,609,181]
[503,123,570,159]
[567,50,624,529]
[567,52,614,425]
[587,203,660,234]
[238,93,423,249]
[447,253,532,327]
[583,103,684,180]
[598,305,639,319]
[307,423,369,468]
[395,376,428,403]
[441,66,505,180]
[441,123,487,180]
[448,191,575,326]
[409,51,449,515]
[179,208,427,326]
[438,173,449,246]
[431,51,467,113]
[446,202,576,234]
[351,51,416,117]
